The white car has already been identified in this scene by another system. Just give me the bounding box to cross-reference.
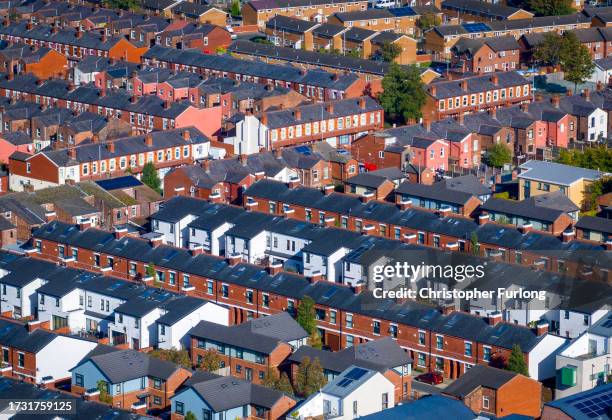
[374,0,397,8]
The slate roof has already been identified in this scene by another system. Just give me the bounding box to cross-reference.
[396,180,476,206]
[443,364,517,398]
[78,348,181,383]
[266,14,319,33]
[188,312,307,353]
[481,193,576,223]
[289,337,411,373]
[518,160,605,185]
[183,373,290,412]
[442,0,531,19]
[575,216,612,235]
[248,0,358,11]
[345,172,391,189]
[361,395,475,420]
[0,318,55,353]
[228,40,392,77]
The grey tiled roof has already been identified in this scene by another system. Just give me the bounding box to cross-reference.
[428,71,528,99]
[442,364,517,398]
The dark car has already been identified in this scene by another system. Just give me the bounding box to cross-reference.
[415,371,443,385]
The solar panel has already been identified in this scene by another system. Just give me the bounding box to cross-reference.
[462,23,490,33]
[337,378,353,388]
[389,6,416,17]
[345,367,368,380]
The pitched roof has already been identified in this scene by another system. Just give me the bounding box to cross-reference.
[443,364,517,398]
[518,160,605,185]
[575,215,612,235]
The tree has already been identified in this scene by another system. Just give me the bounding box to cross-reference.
[379,63,426,125]
[556,146,612,172]
[308,329,322,349]
[562,41,595,93]
[485,143,512,168]
[470,231,480,256]
[102,0,140,11]
[378,42,402,63]
[149,348,191,369]
[296,296,317,335]
[525,0,573,16]
[294,357,326,397]
[197,349,221,372]
[585,176,612,212]
[262,368,295,395]
[506,344,529,376]
[142,162,161,194]
[417,13,441,32]
[97,380,112,404]
[185,412,197,420]
[230,0,241,17]
[533,32,564,67]
[146,262,159,285]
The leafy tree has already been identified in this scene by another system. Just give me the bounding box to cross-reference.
[506,344,529,376]
[197,348,221,372]
[142,161,161,194]
[562,41,595,93]
[470,231,480,256]
[230,0,241,17]
[556,146,612,172]
[533,32,564,67]
[378,42,402,63]
[585,176,612,212]
[297,296,317,335]
[308,329,322,349]
[262,368,295,395]
[102,0,140,11]
[525,0,573,16]
[185,412,197,420]
[97,380,112,404]
[149,348,191,369]
[417,13,441,32]
[485,143,512,168]
[146,262,159,285]
[294,357,326,397]
[379,63,426,125]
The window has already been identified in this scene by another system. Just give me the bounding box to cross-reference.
[418,331,425,345]
[17,353,24,368]
[464,342,472,357]
[153,378,162,390]
[346,334,354,347]
[246,290,253,304]
[153,396,162,405]
[382,393,388,409]
[207,280,213,295]
[346,313,353,328]
[483,346,491,362]
[417,352,426,367]
[483,396,490,409]
[175,402,184,415]
[330,310,336,324]
[262,294,269,308]
[75,374,84,387]
[222,284,229,298]
[436,335,443,350]
[202,409,212,420]
[353,401,358,416]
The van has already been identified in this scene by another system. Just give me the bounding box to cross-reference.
[374,0,396,8]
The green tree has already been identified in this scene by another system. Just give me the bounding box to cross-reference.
[296,296,317,335]
[230,0,241,17]
[562,42,595,93]
[533,32,564,67]
[417,13,441,32]
[307,329,322,349]
[379,63,426,125]
[378,42,402,63]
[506,344,529,376]
[556,146,612,171]
[97,380,112,404]
[142,161,161,194]
[277,372,294,395]
[146,262,159,285]
[525,0,573,16]
[149,348,191,368]
[485,143,512,168]
[294,357,326,397]
[102,0,140,11]
[262,368,295,395]
[197,348,221,372]
[470,231,480,256]
[185,412,197,420]
[585,176,612,212]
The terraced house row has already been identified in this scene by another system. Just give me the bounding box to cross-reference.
[26,218,569,381]
[142,45,369,102]
[0,73,223,137]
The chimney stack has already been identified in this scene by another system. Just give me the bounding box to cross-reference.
[92,134,99,143]
[566,89,573,96]
[583,88,591,101]
[68,148,76,159]
[551,95,560,108]
[130,95,137,103]
[326,103,334,114]
[323,184,334,195]
[182,130,190,141]
[491,74,499,85]
[535,321,549,336]
[488,311,502,326]
[107,142,115,153]
[424,120,431,131]
[359,97,366,109]
[461,80,468,91]
[294,108,301,121]
[429,85,437,96]
[163,101,170,110]
[489,107,497,119]
[145,134,153,147]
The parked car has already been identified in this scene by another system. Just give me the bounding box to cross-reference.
[415,371,443,385]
